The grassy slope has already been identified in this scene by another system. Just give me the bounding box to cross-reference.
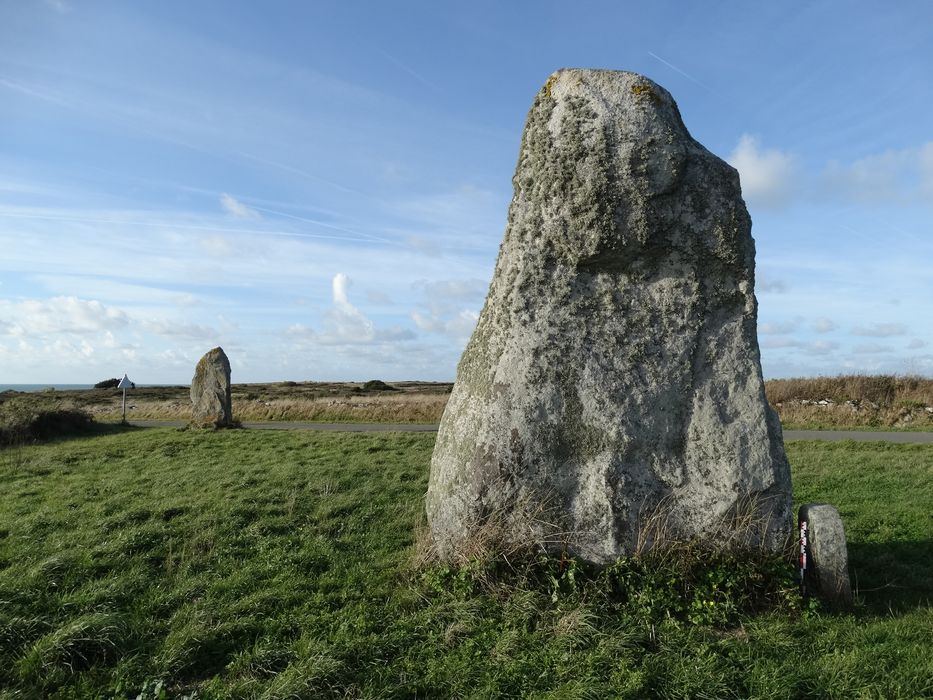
[0,430,930,698]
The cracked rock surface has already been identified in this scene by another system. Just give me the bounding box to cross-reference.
[426,69,792,563]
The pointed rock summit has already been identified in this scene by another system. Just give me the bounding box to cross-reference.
[426,69,792,563]
[190,346,235,428]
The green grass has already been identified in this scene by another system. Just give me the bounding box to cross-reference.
[782,422,933,432]
[1,430,930,698]
[788,441,932,612]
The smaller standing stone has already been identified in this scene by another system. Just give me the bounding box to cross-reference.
[190,347,235,428]
[799,503,853,606]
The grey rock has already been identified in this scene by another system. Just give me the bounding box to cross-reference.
[426,69,792,564]
[190,346,234,428]
[799,503,852,606]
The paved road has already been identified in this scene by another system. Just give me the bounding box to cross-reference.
[782,429,933,443]
[129,420,933,443]
[130,420,439,433]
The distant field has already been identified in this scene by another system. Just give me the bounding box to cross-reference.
[0,375,933,430]
[0,429,930,697]
[1,380,452,426]
[3,374,931,430]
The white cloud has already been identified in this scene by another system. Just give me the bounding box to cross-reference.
[727,137,933,209]
[412,309,478,338]
[921,142,933,197]
[0,296,128,336]
[366,289,393,304]
[809,340,839,354]
[199,235,235,257]
[374,326,417,342]
[286,323,315,338]
[174,293,199,307]
[760,337,839,355]
[322,272,377,343]
[852,343,892,355]
[852,323,907,337]
[415,278,488,301]
[812,318,837,333]
[156,349,197,367]
[757,274,787,294]
[289,273,415,346]
[822,141,933,203]
[759,319,801,335]
[728,134,797,209]
[332,273,353,308]
[907,338,927,349]
[220,193,260,219]
[33,274,206,308]
[406,235,443,258]
[140,319,219,340]
[409,277,485,340]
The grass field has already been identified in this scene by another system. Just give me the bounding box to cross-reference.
[1,429,931,698]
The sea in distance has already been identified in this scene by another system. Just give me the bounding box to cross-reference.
[0,384,173,392]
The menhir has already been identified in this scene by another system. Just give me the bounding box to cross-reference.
[426,69,792,564]
[190,346,235,428]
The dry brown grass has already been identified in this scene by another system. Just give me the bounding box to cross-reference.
[414,488,575,574]
[630,491,792,560]
[765,374,933,406]
[765,374,933,429]
[416,487,791,577]
[233,394,448,423]
[5,375,932,428]
[15,381,453,424]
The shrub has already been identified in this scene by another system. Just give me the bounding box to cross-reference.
[420,545,799,628]
[361,380,397,392]
[94,378,120,389]
[0,398,95,445]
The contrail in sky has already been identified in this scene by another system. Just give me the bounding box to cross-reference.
[647,51,711,90]
[376,48,442,94]
[0,211,386,245]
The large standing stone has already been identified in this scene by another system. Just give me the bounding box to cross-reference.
[426,69,792,564]
[190,347,234,428]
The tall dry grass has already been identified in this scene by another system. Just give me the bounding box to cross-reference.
[84,393,449,424]
[765,374,933,429]
[233,394,448,423]
[7,375,932,428]
[765,374,933,406]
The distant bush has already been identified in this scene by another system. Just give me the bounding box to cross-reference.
[765,374,932,406]
[362,380,397,392]
[0,397,95,445]
[764,374,933,429]
[94,378,120,389]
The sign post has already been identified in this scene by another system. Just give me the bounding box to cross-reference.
[117,373,133,424]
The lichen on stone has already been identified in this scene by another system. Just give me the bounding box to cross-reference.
[426,69,791,565]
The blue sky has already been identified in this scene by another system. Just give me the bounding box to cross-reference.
[1,0,931,383]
